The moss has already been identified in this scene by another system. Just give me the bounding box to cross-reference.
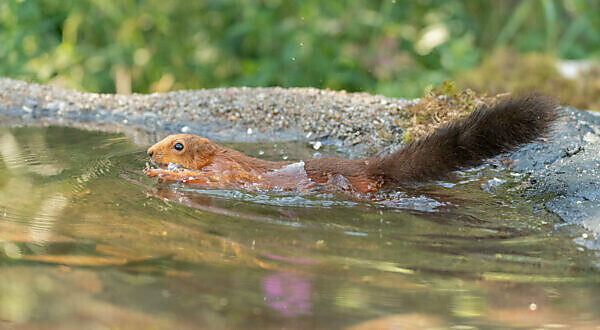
[402,81,496,142]
[400,131,413,145]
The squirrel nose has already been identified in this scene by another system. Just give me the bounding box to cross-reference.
[147,150,154,157]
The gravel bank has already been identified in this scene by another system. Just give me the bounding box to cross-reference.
[0,78,412,155]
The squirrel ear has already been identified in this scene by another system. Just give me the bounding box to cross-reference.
[194,140,216,156]
[193,139,217,169]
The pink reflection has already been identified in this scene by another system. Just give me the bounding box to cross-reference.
[262,272,312,317]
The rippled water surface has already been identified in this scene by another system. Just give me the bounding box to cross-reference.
[0,126,599,329]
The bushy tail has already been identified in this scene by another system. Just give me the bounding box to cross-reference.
[370,94,558,184]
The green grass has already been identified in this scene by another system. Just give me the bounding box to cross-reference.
[1,0,599,105]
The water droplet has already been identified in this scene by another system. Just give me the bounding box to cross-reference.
[291,57,296,61]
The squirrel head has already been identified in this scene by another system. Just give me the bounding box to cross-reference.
[147,134,218,170]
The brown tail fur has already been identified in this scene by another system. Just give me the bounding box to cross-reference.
[368,94,558,184]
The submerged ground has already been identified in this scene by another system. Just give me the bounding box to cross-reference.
[1,79,600,328]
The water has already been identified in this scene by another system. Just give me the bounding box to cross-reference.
[0,126,599,329]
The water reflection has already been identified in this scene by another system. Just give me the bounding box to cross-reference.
[0,126,599,328]
[262,272,312,317]
[0,130,68,252]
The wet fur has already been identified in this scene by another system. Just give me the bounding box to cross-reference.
[147,94,557,193]
[370,94,558,183]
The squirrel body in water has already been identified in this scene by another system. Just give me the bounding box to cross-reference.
[145,95,557,194]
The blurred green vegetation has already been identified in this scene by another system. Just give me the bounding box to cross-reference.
[1,0,599,106]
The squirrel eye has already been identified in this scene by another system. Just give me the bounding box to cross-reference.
[174,143,184,151]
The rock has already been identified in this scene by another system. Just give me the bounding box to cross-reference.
[510,107,600,246]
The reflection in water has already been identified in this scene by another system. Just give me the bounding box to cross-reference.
[0,131,64,175]
[262,272,312,317]
[146,185,307,227]
[0,130,69,253]
[265,254,318,265]
[0,126,599,328]
[28,194,69,246]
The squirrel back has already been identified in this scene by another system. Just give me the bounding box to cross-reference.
[368,94,558,184]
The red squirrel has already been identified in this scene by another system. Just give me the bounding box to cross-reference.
[145,94,557,194]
